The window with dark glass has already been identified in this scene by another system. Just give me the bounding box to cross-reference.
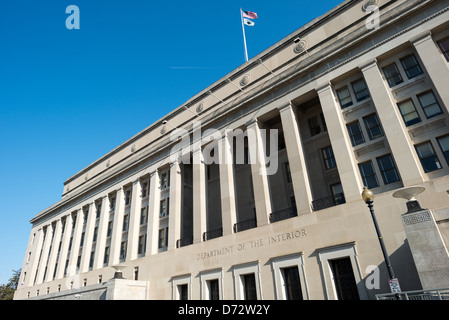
[122,214,129,232]
[331,183,345,205]
[120,241,127,260]
[417,91,443,119]
[140,207,148,225]
[125,190,131,206]
[322,146,336,170]
[242,273,258,300]
[358,161,379,189]
[415,142,442,173]
[337,86,353,109]
[207,279,220,300]
[351,79,370,102]
[398,99,421,126]
[438,36,449,62]
[178,284,188,300]
[377,155,400,185]
[103,246,110,265]
[437,135,449,165]
[308,116,321,136]
[329,258,360,300]
[138,235,145,255]
[281,267,303,300]
[363,114,384,140]
[347,121,365,147]
[400,55,423,79]
[383,63,403,87]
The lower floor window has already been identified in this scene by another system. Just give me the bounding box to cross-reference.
[415,142,442,173]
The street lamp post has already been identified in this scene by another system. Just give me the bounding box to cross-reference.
[361,187,401,299]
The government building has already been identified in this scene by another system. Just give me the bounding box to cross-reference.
[14,0,449,300]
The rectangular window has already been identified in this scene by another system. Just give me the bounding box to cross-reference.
[400,55,423,79]
[331,183,346,205]
[242,274,258,300]
[160,199,167,218]
[138,235,146,255]
[347,121,365,147]
[417,91,443,119]
[141,182,148,198]
[358,161,379,189]
[178,284,188,300]
[123,214,129,232]
[125,190,131,206]
[398,99,421,126]
[351,79,370,102]
[281,267,303,300]
[337,86,353,109]
[329,258,360,300]
[207,279,220,300]
[107,221,113,237]
[158,228,168,249]
[437,135,449,165]
[322,146,336,170]
[377,155,400,185]
[308,116,321,136]
[383,63,403,87]
[160,172,169,189]
[363,114,384,140]
[120,241,127,260]
[140,207,148,225]
[415,142,442,173]
[103,246,110,265]
[438,36,449,62]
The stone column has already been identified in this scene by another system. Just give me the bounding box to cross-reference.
[46,219,62,282]
[247,120,273,227]
[400,199,449,290]
[168,160,182,250]
[56,213,73,279]
[80,203,96,273]
[219,133,237,236]
[25,227,44,287]
[146,171,160,255]
[68,209,84,276]
[411,31,449,114]
[110,188,125,266]
[35,224,54,284]
[127,179,143,261]
[317,85,364,203]
[360,60,425,186]
[278,103,314,213]
[93,195,110,270]
[193,149,207,244]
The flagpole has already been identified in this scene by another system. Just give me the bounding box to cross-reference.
[240,8,249,62]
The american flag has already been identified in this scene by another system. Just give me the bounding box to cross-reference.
[242,10,258,20]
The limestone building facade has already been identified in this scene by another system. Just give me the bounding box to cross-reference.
[14,0,449,300]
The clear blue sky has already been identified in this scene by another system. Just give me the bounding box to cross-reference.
[0,0,343,285]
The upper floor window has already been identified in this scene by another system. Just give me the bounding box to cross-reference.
[363,114,384,140]
[308,116,322,136]
[415,142,442,173]
[347,121,365,147]
[125,190,131,206]
[377,154,400,185]
[397,99,421,127]
[351,79,370,102]
[438,36,449,62]
[383,63,403,87]
[322,146,336,170]
[437,135,449,166]
[417,91,443,119]
[160,171,170,189]
[359,161,379,189]
[337,86,353,109]
[400,55,423,79]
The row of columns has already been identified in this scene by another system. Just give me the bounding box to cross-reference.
[24,30,449,288]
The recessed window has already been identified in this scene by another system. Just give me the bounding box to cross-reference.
[103,246,110,265]
[400,54,423,79]
[120,241,127,260]
[122,214,129,232]
[351,79,370,102]
[141,182,148,198]
[281,267,303,300]
[347,121,365,147]
[337,86,353,109]
[158,228,168,249]
[363,114,384,140]
[125,190,131,206]
[241,273,258,300]
[140,207,148,225]
[398,99,421,127]
[138,235,146,255]
[330,258,360,300]
[377,154,400,184]
[415,142,442,173]
[322,146,336,170]
[308,116,321,136]
[437,135,449,166]
[207,279,220,300]
[438,36,449,62]
[417,91,443,119]
[358,161,379,189]
[383,63,403,87]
